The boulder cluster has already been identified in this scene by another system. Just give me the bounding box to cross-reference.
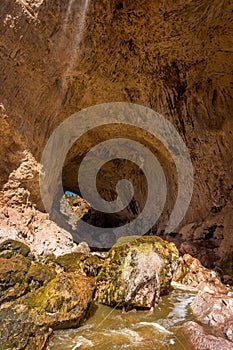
[0,236,232,349]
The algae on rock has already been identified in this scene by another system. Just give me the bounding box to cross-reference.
[0,254,31,303]
[96,236,179,309]
[27,262,57,290]
[13,272,96,330]
[53,252,103,277]
[0,307,52,350]
[0,239,96,349]
[0,239,30,258]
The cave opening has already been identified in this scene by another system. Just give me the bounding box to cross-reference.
[60,159,148,231]
[51,124,178,247]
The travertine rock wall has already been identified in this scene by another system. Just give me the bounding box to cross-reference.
[0,1,232,266]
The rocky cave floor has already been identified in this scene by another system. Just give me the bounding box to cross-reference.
[0,0,233,349]
[0,196,233,350]
[0,85,232,350]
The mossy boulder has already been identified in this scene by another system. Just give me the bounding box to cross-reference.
[0,254,31,303]
[96,235,179,309]
[26,262,57,290]
[0,308,52,350]
[82,255,103,277]
[0,247,59,303]
[54,252,103,277]
[55,252,84,272]
[0,239,96,348]
[14,273,96,330]
[0,239,30,259]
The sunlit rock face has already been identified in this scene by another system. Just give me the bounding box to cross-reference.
[96,236,179,308]
[0,1,232,263]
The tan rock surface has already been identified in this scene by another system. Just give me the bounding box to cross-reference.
[191,292,233,342]
[0,1,232,264]
[172,253,228,294]
[182,321,233,350]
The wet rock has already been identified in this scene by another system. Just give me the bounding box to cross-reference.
[0,307,52,350]
[182,321,233,350]
[0,238,96,347]
[173,254,228,294]
[27,262,57,290]
[0,241,58,304]
[0,254,31,303]
[0,239,30,258]
[191,292,233,342]
[83,255,103,277]
[14,273,96,330]
[96,236,179,308]
[44,251,102,277]
[55,252,84,272]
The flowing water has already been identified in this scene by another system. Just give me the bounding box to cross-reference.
[62,0,90,81]
[51,4,197,349]
[49,289,197,350]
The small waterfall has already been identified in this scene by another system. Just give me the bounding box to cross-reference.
[64,0,75,27]
[62,0,90,85]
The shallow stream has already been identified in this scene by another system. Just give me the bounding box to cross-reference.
[49,288,197,350]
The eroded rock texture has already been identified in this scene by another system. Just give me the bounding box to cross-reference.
[191,291,233,342]
[172,253,228,294]
[96,236,179,308]
[0,239,96,349]
[182,321,233,350]
[0,1,232,266]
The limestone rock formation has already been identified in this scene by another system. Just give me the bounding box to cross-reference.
[48,250,102,277]
[0,239,30,258]
[172,253,228,294]
[27,261,56,290]
[0,240,56,303]
[12,272,96,329]
[191,291,233,342]
[54,252,87,273]
[0,254,31,303]
[0,1,232,269]
[0,269,96,348]
[182,321,233,350]
[0,238,96,349]
[60,194,91,230]
[96,235,179,308]
[0,312,52,350]
[167,205,233,278]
